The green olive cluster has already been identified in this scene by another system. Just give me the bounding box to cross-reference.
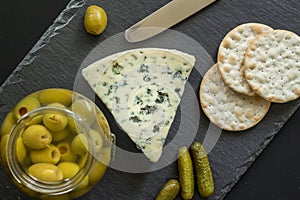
[0,88,112,199]
[17,105,104,184]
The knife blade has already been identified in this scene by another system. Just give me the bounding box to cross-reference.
[125,0,217,42]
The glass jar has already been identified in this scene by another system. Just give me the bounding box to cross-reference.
[0,88,115,199]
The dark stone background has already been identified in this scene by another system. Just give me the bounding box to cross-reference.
[0,0,299,199]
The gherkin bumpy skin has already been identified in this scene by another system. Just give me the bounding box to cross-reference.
[190,142,214,198]
[43,113,68,132]
[39,88,73,107]
[178,146,194,200]
[22,125,52,149]
[14,97,41,120]
[28,163,63,182]
[155,179,180,200]
[30,145,61,164]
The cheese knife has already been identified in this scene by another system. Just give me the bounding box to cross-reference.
[125,0,217,42]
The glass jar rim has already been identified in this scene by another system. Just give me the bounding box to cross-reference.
[6,106,95,195]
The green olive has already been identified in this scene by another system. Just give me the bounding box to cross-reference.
[1,112,16,136]
[77,153,88,169]
[30,145,61,164]
[66,116,79,134]
[88,148,110,185]
[27,115,43,126]
[57,162,80,179]
[46,103,66,108]
[28,163,63,182]
[70,99,96,126]
[39,88,73,106]
[16,137,27,163]
[75,175,89,191]
[56,142,78,162]
[0,134,9,167]
[51,128,71,142]
[91,130,103,153]
[88,160,108,185]
[43,113,68,132]
[14,96,41,119]
[71,134,88,156]
[94,112,110,138]
[84,5,107,35]
[22,125,52,149]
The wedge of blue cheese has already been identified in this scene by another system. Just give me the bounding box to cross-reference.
[82,48,195,162]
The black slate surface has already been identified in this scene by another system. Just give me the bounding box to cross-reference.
[0,0,300,199]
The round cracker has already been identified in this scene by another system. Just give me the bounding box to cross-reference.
[244,30,300,103]
[200,64,271,131]
[217,23,273,96]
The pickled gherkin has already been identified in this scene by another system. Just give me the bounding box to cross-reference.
[190,142,214,198]
[155,179,180,200]
[178,146,194,200]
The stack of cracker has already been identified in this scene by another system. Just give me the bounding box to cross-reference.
[200,23,300,131]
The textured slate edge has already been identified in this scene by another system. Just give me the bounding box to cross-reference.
[0,0,85,94]
[0,0,299,199]
[215,103,299,200]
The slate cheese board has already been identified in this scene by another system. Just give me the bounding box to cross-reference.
[0,0,300,199]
